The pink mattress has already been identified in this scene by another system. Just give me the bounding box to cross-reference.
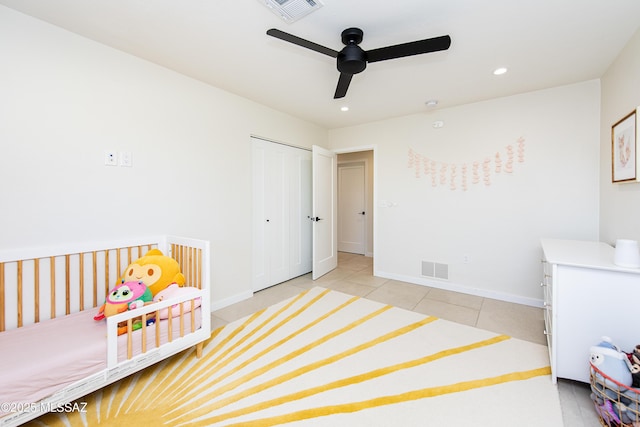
[0,306,201,416]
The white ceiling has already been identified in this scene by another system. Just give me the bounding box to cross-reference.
[2,0,640,129]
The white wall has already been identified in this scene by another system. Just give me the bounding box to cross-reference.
[599,27,640,245]
[0,6,327,307]
[328,81,601,305]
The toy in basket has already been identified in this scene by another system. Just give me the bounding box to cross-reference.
[590,337,640,426]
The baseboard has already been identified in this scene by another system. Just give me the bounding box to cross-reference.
[373,270,544,308]
[210,290,254,312]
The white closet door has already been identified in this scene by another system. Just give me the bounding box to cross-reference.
[252,139,289,291]
[266,147,291,286]
[252,140,269,290]
[252,138,312,291]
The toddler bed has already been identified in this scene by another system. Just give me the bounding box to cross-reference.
[0,235,211,427]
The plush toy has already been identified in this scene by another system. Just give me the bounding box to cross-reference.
[117,249,185,297]
[152,284,201,319]
[93,281,153,321]
[590,336,633,390]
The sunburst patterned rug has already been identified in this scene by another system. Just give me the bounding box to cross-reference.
[27,287,562,426]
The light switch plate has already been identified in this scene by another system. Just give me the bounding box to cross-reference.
[120,151,132,167]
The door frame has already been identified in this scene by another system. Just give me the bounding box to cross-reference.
[333,145,377,266]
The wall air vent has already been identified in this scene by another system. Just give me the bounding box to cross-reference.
[421,261,449,280]
[259,0,324,23]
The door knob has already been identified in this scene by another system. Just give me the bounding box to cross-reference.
[310,216,322,221]
[359,211,365,215]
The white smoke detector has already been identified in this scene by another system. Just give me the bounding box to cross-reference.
[259,0,324,23]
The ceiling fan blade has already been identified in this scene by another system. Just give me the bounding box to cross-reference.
[366,35,451,63]
[334,73,353,99]
[267,28,339,58]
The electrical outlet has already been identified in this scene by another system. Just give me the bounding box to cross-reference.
[104,151,117,166]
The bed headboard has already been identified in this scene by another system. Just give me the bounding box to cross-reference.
[0,235,210,332]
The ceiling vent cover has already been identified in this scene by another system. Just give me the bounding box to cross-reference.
[260,0,324,23]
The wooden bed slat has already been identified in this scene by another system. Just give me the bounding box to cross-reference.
[65,255,70,315]
[79,254,84,311]
[92,251,98,307]
[104,250,110,296]
[34,259,40,323]
[50,256,55,319]
[17,260,23,328]
[116,248,122,285]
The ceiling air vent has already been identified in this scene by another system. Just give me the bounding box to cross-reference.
[259,0,324,23]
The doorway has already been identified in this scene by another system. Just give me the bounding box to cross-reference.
[337,151,374,259]
[338,162,365,254]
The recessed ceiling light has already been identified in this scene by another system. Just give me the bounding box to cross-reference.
[425,99,438,107]
[340,106,349,112]
[493,67,508,75]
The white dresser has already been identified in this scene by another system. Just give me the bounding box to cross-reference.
[541,238,640,383]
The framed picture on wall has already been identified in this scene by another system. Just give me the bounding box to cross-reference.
[612,109,637,183]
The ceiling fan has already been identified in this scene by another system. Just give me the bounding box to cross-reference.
[266,27,451,99]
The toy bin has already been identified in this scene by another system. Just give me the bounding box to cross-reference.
[590,363,640,426]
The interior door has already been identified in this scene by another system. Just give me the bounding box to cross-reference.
[312,145,337,280]
[338,163,366,254]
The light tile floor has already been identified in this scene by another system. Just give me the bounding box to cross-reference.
[212,252,600,427]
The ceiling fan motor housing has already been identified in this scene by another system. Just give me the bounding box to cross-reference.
[337,28,367,74]
[337,45,367,74]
